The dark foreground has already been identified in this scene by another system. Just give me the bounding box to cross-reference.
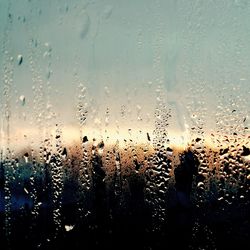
[0,148,250,249]
[0,182,249,249]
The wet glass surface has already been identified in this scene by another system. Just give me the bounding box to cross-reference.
[0,0,250,249]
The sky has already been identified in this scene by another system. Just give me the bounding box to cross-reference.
[0,0,250,150]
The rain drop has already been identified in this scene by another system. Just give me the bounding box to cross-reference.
[17,54,23,65]
[80,12,90,39]
[19,95,25,106]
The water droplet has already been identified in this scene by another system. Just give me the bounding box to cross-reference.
[82,136,88,143]
[103,5,113,19]
[65,225,74,232]
[24,188,29,194]
[24,153,29,163]
[17,54,23,65]
[80,12,90,39]
[197,182,205,189]
[19,95,25,106]
[46,70,52,79]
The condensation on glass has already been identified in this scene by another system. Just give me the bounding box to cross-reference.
[0,0,249,249]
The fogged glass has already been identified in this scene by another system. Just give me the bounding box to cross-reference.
[0,1,250,249]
